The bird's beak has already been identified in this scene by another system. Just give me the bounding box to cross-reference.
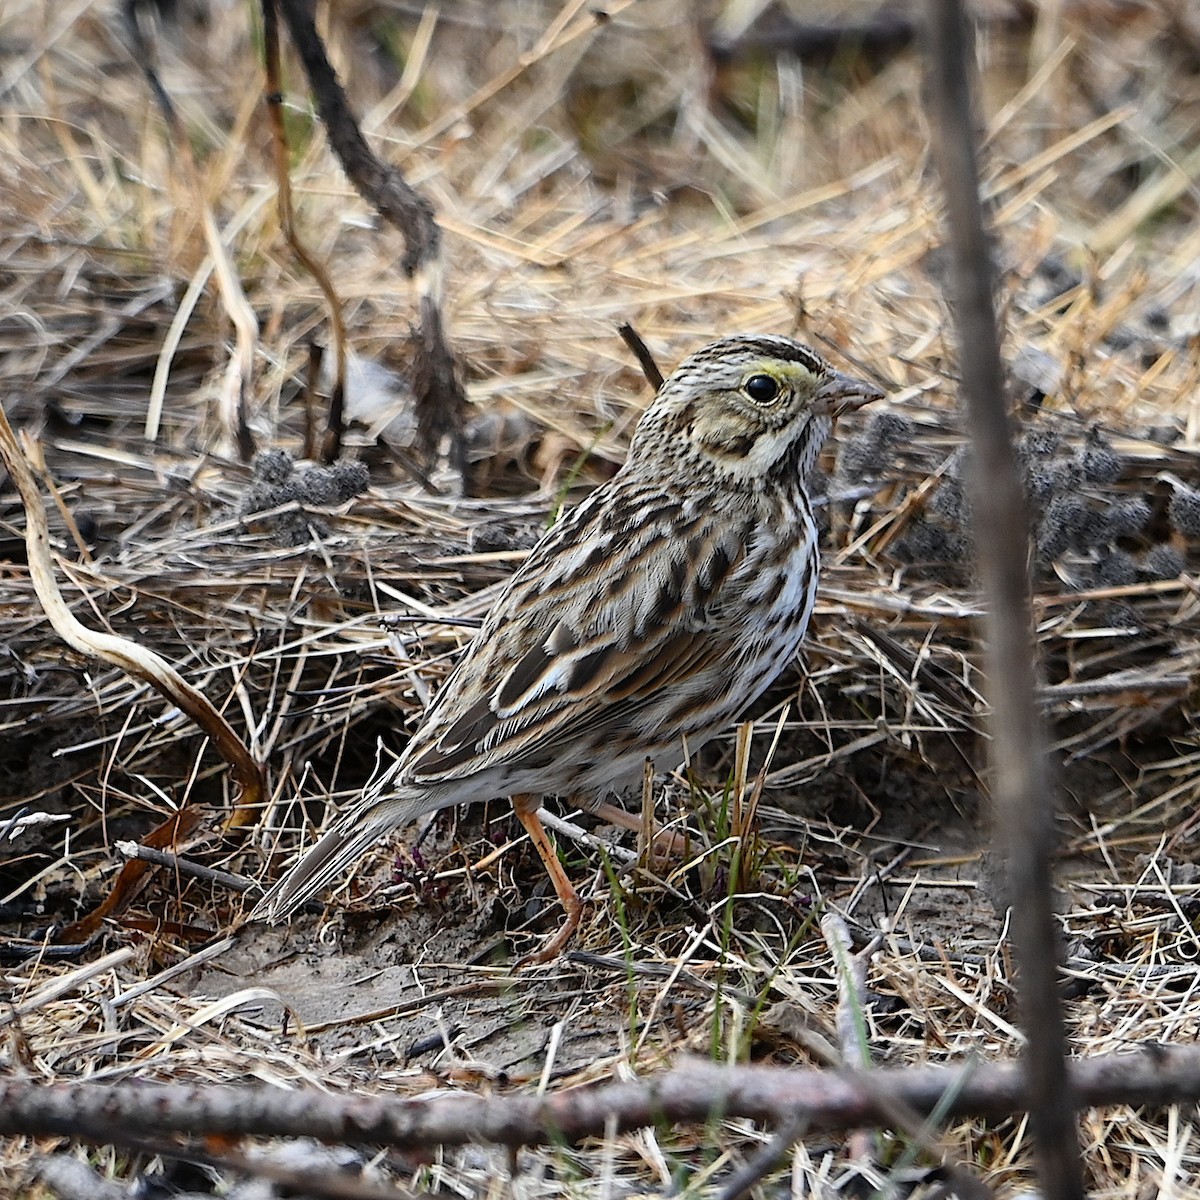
[813,369,885,417]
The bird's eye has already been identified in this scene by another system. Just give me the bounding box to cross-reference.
[744,374,780,404]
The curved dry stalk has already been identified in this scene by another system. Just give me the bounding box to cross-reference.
[53,810,206,944]
[0,407,264,838]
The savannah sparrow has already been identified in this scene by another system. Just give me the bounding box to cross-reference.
[256,335,882,960]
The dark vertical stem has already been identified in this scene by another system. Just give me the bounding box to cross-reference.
[617,322,665,391]
[921,2,1084,1196]
[274,0,466,476]
[261,0,347,462]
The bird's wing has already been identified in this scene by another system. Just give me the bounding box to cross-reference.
[402,485,759,784]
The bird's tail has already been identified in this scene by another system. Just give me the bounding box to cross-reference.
[252,789,438,922]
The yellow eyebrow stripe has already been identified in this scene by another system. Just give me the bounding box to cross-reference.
[744,360,818,384]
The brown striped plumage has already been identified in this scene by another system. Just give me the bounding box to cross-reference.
[255,335,882,960]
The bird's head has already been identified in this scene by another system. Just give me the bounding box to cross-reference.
[629,335,884,486]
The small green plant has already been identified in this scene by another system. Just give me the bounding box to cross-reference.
[548,422,614,527]
[736,910,821,1061]
[598,848,640,1047]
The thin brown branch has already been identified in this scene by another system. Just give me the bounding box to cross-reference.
[921,2,1083,1197]
[412,290,466,473]
[1,1050,1198,1149]
[304,340,324,460]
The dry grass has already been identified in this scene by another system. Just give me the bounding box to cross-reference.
[4,1,1200,1196]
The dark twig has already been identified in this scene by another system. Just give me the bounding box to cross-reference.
[2,1050,1200,1151]
[617,323,665,391]
[716,1108,813,1200]
[54,811,205,944]
[109,847,327,919]
[922,2,1083,1196]
[261,0,348,463]
[0,936,101,964]
[273,0,466,474]
[113,841,260,895]
[273,0,437,277]
[373,434,445,496]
